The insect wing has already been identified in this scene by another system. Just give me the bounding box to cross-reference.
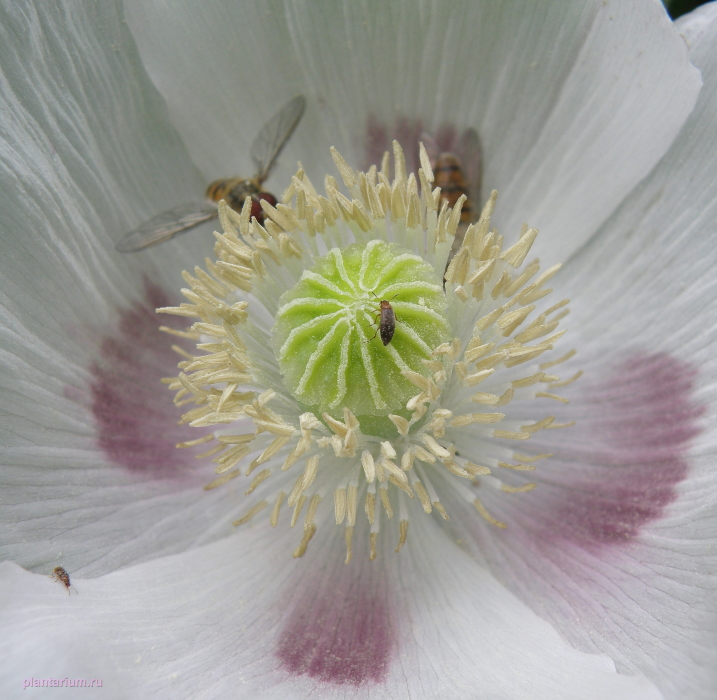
[456,127,482,207]
[116,201,218,252]
[250,95,306,182]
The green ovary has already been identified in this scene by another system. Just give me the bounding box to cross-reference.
[271,240,449,419]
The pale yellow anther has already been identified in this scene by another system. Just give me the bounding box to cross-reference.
[501,482,537,494]
[432,342,454,356]
[473,497,506,528]
[369,532,378,561]
[392,140,407,185]
[493,429,531,440]
[521,416,555,433]
[379,488,393,519]
[536,391,569,403]
[365,491,376,525]
[463,368,495,387]
[402,370,431,391]
[413,481,432,513]
[389,414,410,436]
[290,494,307,527]
[323,412,348,437]
[245,468,271,495]
[549,370,583,388]
[330,146,357,189]
[446,194,466,237]
[422,434,451,459]
[293,523,316,558]
[464,462,492,476]
[304,493,322,531]
[177,433,215,449]
[470,392,500,405]
[433,502,450,521]
[401,450,415,471]
[419,142,434,182]
[203,469,240,491]
[499,306,535,336]
[361,450,376,483]
[381,441,397,459]
[232,500,269,526]
[465,341,495,363]
[450,412,505,427]
[412,445,436,464]
[502,227,538,268]
[270,491,285,527]
[334,488,347,524]
[514,452,552,463]
[395,520,409,553]
[475,306,506,332]
[382,458,409,485]
[390,179,407,220]
[498,461,536,471]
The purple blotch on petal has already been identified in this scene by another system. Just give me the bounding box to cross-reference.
[277,550,395,686]
[362,115,480,195]
[89,279,210,476]
[521,352,705,550]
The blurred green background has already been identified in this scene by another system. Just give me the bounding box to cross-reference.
[666,0,712,18]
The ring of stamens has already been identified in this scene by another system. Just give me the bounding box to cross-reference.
[159,141,577,561]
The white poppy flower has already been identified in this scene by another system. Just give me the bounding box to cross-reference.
[1,1,715,699]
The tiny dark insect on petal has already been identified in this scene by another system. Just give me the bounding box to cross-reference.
[51,566,76,594]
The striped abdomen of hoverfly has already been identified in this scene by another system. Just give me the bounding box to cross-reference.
[433,153,473,224]
[205,178,278,224]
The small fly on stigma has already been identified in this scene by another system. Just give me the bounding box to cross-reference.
[116,95,306,251]
[367,293,398,346]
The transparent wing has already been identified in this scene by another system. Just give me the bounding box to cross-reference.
[456,127,482,206]
[251,95,306,182]
[115,201,218,252]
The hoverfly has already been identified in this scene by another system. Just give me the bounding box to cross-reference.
[116,95,306,252]
[422,127,482,259]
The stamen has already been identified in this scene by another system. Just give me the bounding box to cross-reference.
[473,497,507,529]
[233,501,269,526]
[176,433,215,448]
[293,524,316,558]
[203,469,240,491]
[270,491,285,527]
[345,526,354,563]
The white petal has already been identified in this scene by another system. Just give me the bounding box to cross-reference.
[0,2,243,574]
[675,2,717,48]
[0,520,663,699]
[125,0,701,264]
[456,9,717,697]
[123,0,320,184]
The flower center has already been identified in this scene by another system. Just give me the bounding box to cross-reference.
[159,141,578,561]
[272,240,449,419]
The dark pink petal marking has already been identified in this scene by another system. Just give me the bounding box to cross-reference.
[363,114,391,173]
[503,353,705,551]
[277,546,395,686]
[89,279,210,477]
[364,115,427,175]
[362,115,476,178]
